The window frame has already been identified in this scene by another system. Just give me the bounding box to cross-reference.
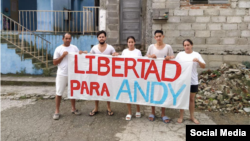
[190,0,229,4]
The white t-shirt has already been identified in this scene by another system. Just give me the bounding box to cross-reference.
[122,48,142,57]
[90,44,116,55]
[146,44,174,58]
[53,44,79,76]
[175,51,206,85]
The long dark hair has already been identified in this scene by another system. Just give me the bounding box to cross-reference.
[183,39,193,46]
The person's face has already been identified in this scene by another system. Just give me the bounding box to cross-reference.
[183,41,193,53]
[127,38,135,49]
[62,34,71,46]
[98,33,106,45]
[5,8,8,12]
[154,33,164,42]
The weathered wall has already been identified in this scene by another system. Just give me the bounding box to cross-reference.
[150,0,250,68]
[1,34,98,75]
[100,0,148,52]
[102,0,120,45]
[1,43,44,75]
[37,0,53,31]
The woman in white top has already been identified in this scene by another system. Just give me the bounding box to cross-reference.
[122,36,142,120]
[175,39,206,124]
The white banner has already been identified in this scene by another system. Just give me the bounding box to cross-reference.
[68,53,193,109]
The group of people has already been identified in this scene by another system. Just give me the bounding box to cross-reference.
[52,30,206,124]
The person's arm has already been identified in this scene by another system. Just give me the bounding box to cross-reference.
[79,51,88,54]
[138,50,142,57]
[165,46,175,60]
[53,51,68,65]
[193,58,206,68]
[112,52,119,56]
[145,45,152,57]
[111,46,119,56]
[146,46,157,58]
[148,54,156,58]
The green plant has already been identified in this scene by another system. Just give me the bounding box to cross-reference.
[19,96,27,99]
[213,70,221,77]
[43,68,51,76]
[242,61,250,69]
[209,98,214,101]
[16,68,26,75]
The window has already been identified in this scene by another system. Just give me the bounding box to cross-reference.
[190,0,228,4]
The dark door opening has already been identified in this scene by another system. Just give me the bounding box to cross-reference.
[120,0,142,44]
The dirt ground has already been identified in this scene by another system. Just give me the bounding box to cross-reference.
[197,109,250,125]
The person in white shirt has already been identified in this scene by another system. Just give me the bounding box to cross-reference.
[146,30,174,123]
[121,36,142,120]
[53,33,87,120]
[175,39,206,124]
[89,30,118,116]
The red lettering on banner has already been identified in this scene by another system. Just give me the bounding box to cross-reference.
[75,55,85,74]
[74,55,182,83]
[100,83,110,97]
[137,59,150,78]
[161,61,182,82]
[80,81,89,94]
[98,57,110,76]
[144,60,161,82]
[125,58,139,78]
[112,58,124,77]
[90,82,100,96]
[86,56,97,74]
[71,80,80,96]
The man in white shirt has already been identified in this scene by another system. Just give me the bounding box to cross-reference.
[89,30,118,116]
[147,30,174,123]
[53,33,87,120]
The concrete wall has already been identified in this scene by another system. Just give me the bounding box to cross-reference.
[36,0,95,32]
[1,34,98,75]
[37,0,54,31]
[149,0,250,68]
[100,0,148,53]
[19,33,99,56]
[1,43,44,75]
[53,0,70,10]
[100,0,120,45]
[78,0,95,10]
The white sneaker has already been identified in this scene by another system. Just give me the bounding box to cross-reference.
[135,112,141,118]
[53,114,60,120]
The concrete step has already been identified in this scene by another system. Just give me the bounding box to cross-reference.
[1,76,55,86]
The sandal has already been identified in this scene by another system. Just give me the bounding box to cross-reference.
[135,112,141,118]
[89,110,99,116]
[107,110,114,116]
[148,114,155,121]
[72,109,81,115]
[162,116,171,123]
[126,114,132,120]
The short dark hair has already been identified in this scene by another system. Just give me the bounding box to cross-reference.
[63,33,71,38]
[183,39,193,46]
[127,36,136,42]
[97,30,106,37]
[154,30,164,35]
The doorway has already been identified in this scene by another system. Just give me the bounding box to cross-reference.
[120,0,142,44]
